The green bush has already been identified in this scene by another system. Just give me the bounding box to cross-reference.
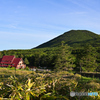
[0,68,100,100]
[25,66,29,70]
[11,67,15,70]
[7,65,11,69]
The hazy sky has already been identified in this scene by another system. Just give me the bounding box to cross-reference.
[0,0,100,51]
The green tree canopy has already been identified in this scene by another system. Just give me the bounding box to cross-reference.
[24,58,29,65]
[54,43,76,72]
[79,45,98,72]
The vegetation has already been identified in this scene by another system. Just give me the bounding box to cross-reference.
[0,68,100,100]
[0,30,100,99]
[54,43,75,72]
[79,45,98,72]
[36,30,100,48]
[0,44,99,73]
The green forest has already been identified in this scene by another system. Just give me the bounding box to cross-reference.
[0,30,100,73]
[0,30,100,99]
[0,43,100,73]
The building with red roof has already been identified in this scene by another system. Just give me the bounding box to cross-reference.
[0,55,26,69]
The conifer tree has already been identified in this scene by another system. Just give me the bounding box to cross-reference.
[79,45,98,72]
[54,42,76,71]
[24,58,29,65]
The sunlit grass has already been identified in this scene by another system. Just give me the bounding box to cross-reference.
[0,68,100,99]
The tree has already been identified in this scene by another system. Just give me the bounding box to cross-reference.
[0,52,3,58]
[20,54,24,58]
[40,53,48,67]
[80,55,97,72]
[96,53,100,72]
[79,45,98,72]
[34,52,42,67]
[54,43,76,72]
[24,58,29,65]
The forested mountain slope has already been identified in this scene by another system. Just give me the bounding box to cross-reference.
[0,30,100,70]
[35,30,100,48]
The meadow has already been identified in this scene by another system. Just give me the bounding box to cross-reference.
[0,68,100,100]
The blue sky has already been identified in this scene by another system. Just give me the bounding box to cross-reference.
[0,0,100,51]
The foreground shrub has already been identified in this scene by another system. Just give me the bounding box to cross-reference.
[0,69,100,100]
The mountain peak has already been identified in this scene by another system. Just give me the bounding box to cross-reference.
[35,30,100,48]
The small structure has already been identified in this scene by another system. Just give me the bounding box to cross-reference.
[0,55,26,69]
[29,66,37,71]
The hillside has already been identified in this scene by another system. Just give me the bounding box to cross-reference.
[35,30,100,48]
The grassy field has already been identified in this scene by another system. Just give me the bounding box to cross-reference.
[0,68,100,100]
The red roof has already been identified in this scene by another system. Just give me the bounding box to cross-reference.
[0,56,23,67]
[0,55,15,64]
[12,58,22,67]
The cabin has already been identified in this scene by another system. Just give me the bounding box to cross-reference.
[0,55,26,69]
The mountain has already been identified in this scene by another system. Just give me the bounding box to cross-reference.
[35,30,100,48]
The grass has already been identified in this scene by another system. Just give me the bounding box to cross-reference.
[0,68,100,100]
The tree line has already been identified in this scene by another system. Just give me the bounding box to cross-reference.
[0,43,100,72]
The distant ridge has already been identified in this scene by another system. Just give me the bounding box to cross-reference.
[35,30,100,48]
